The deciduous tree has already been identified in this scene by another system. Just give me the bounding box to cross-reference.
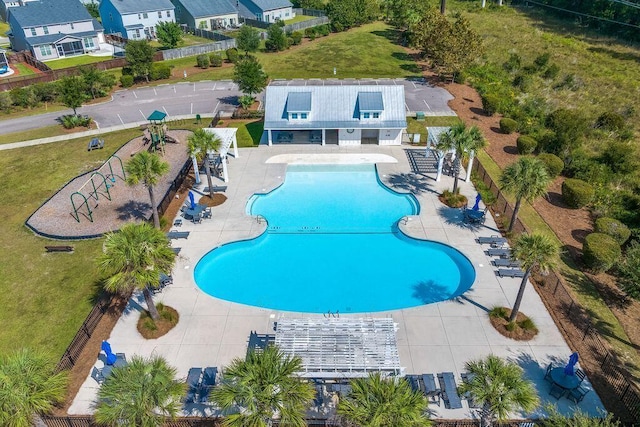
[233,55,268,98]
[265,24,288,52]
[236,25,261,54]
[58,75,87,115]
[125,40,155,82]
[156,21,183,49]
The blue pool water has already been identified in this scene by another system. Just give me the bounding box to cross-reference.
[194,164,475,313]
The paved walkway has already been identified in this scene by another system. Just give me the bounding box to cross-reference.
[68,144,604,419]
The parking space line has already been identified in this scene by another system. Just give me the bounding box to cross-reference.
[163,106,169,116]
[139,110,146,120]
[173,86,176,93]
[423,100,432,111]
[153,88,157,96]
[191,103,193,114]
[193,83,196,92]
[411,81,417,89]
[132,91,137,99]
[117,114,124,125]
[213,101,220,114]
[404,102,410,112]
[213,83,216,91]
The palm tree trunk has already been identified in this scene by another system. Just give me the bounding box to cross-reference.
[205,157,215,199]
[440,0,446,14]
[148,186,160,229]
[452,158,461,194]
[480,404,492,427]
[507,197,522,233]
[509,267,532,323]
[143,287,160,321]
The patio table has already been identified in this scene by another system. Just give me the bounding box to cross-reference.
[184,204,206,218]
[550,367,581,391]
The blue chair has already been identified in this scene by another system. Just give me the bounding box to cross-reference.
[549,383,565,400]
[199,367,217,402]
[185,368,202,403]
[543,364,553,383]
[568,385,589,404]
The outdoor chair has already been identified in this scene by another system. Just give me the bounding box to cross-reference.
[460,373,479,408]
[487,248,511,257]
[185,368,203,403]
[421,373,440,405]
[493,258,521,268]
[477,236,507,246]
[173,218,183,227]
[497,268,525,278]
[405,375,421,393]
[192,213,202,224]
[199,367,217,402]
[544,364,553,383]
[567,385,589,404]
[203,210,212,219]
[576,368,586,382]
[549,383,565,400]
[91,366,105,384]
[437,372,462,409]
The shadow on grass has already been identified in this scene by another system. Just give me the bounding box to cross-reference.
[245,120,264,146]
[370,28,401,44]
[587,46,640,63]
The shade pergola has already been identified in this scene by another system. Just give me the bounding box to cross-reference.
[275,317,402,379]
[147,110,167,123]
[201,127,238,183]
[425,126,475,183]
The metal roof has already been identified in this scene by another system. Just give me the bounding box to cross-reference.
[242,0,292,12]
[264,84,406,130]
[275,317,402,379]
[108,0,174,15]
[286,92,311,112]
[10,0,94,27]
[357,92,383,111]
[176,0,238,18]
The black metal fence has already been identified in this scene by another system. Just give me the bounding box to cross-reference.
[473,159,640,422]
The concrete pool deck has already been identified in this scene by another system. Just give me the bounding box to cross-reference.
[69,144,605,419]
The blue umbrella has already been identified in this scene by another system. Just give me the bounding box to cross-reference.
[101,340,117,366]
[188,191,195,209]
[564,352,579,376]
[472,193,482,211]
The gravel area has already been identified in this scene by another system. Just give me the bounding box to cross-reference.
[26,130,192,239]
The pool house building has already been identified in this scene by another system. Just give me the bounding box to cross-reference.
[263,83,407,146]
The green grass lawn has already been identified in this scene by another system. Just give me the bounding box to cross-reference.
[12,62,36,76]
[284,15,316,24]
[150,33,214,49]
[0,125,78,145]
[46,55,112,70]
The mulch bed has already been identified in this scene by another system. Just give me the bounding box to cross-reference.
[137,305,179,339]
[489,308,539,341]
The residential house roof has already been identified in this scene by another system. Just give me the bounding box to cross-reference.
[26,30,97,46]
[285,92,311,112]
[10,0,93,27]
[243,0,292,12]
[177,0,237,18]
[264,84,406,130]
[108,0,174,15]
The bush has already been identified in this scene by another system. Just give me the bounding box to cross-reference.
[150,64,170,80]
[481,94,500,116]
[502,53,521,72]
[595,217,631,245]
[120,75,134,88]
[595,111,626,132]
[516,136,538,154]
[10,87,37,108]
[582,233,621,273]
[533,52,550,69]
[562,178,595,208]
[209,53,223,67]
[196,54,209,68]
[440,190,467,208]
[513,73,532,91]
[331,21,344,33]
[31,82,58,103]
[543,64,560,79]
[290,31,303,45]
[305,27,316,40]
[0,91,11,113]
[121,66,133,76]
[60,114,91,129]
[499,118,518,134]
[620,241,640,299]
[537,153,564,178]
[225,47,239,63]
[317,24,330,36]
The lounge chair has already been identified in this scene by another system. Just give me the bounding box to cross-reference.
[421,373,440,404]
[173,218,183,227]
[492,258,521,268]
[477,236,507,246]
[91,366,105,384]
[199,367,217,402]
[185,368,202,403]
[405,375,421,393]
[460,373,479,408]
[498,268,525,278]
[487,248,511,257]
[437,372,462,409]
[167,231,190,239]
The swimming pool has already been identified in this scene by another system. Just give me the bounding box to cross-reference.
[194,164,475,313]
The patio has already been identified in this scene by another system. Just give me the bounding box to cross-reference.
[68,144,604,420]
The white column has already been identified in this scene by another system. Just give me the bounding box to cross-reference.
[322,128,325,146]
[231,135,239,158]
[268,130,272,146]
[436,154,444,182]
[221,156,229,182]
[466,151,475,182]
[191,155,200,185]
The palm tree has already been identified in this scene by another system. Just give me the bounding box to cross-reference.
[187,129,221,199]
[95,355,185,427]
[0,348,68,427]
[98,222,176,321]
[509,233,558,322]
[499,156,551,233]
[458,355,539,427]
[211,345,315,427]
[436,123,486,194]
[125,151,170,229]
[338,372,431,427]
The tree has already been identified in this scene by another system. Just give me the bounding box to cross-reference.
[125,40,155,82]
[458,355,538,427]
[326,0,378,30]
[79,66,116,99]
[236,25,261,54]
[509,233,558,322]
[233,55,268,99]
[338,373,431,427]
[211,345,314,427]
[620,240,640,299]
[58,75,87,115]
[125,151,170,229]
[265,24,288,52]
[499,157,551,233]
[156,21,183,49]
[84,1,99,19]
[187,128,222,199]
[0,348,68,427]
[95,355,185,427]
[384,0,430,29]
[435,123,486,194]
[98,223,176,321]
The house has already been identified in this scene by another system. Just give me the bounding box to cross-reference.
[237,0,293,23]
[8,0,103,61]
[170,0,238,30]
[99,0,175,40]
[263,84,407,146]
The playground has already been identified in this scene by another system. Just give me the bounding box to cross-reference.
[25,129,191,239]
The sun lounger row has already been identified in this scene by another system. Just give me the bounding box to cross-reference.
[185,367,217,403]
[477,235,507,246]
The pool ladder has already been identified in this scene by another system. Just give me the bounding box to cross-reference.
[324,310,340,318]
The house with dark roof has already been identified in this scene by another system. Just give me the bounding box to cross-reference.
[170,0,238,30]
[8,0,103,61]
[237,0,293,23]
[99,0,175,40]
[263,84,407,146]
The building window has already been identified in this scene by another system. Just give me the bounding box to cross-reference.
[70,22,74,29]
[285,12,289,16]
[43,26,49,34]
[83,37,94,48]
[373,112,379,118]
[138,13,141,19]
[109,13,113,21]
[363,112,370,119]
[301,113,307,119]
[39,45,52,56]
[166,10,171,17]
[134,29,141,38]
[143,12,148,18]
[30,28,36,36]
[291,113,298,119]
[158,11,162,18]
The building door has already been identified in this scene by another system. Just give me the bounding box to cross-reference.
[56,45,64,57]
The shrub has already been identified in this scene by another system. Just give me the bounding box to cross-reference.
[0,91,11,113]
[595,111,626,132]
[582,232,621,273]
[562,178,594,208]
[225,47,239,63]
[31,82,58,102]
[440,190,467,208]
[291,31,303,45]
[499,118,518,134]
[513,73,532,91]
[502,53,521,72]
[516,136,538,154]
[595,217,631,245]
[331,21,344,33]
[305,27,316,40]
[543,64,560,79]
[60,114,91,129]
[196,54,209,68]
[209,53,223,67]
[317,25,330,36]
[121,66,133,76]
[537,153,564,178]
[10,87,37,108]
[120,75,134,88]
[620,241,640,299]
[470,172,497,207]
[481,93,500,116]
[150,64,170,80]
[533,52,550,69]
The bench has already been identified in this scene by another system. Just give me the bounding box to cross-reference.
[166,231,190,239]
[45,245,74,252]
